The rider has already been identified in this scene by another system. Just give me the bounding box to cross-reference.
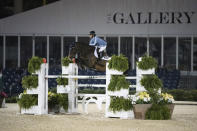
[89,31,108,60]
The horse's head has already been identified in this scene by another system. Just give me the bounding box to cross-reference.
[68,42,78,60]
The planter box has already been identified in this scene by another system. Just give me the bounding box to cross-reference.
[21,106,39,114]
[107,89,129,97]
[62,66,69,74]
[106,110,134,119]
[57,85,70,93]
[137,68,155,75]
[48,105,60,114]
[26,88,38,94]
[107,69,123,75]
[133,104,152,119]
[167,104,175,118]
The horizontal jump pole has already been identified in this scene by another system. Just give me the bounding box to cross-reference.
[45,75,106,79]
[78,84,106,87]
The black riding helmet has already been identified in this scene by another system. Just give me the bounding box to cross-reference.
[89,31,96,36]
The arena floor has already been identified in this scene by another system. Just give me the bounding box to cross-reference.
[0,103,197,131]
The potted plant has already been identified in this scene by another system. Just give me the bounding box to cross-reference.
[108,75,130,96]
[56,77,70,93]
[0,91,7,108]
[109,96,133,112]
[22,75,38,94]
[108,54,129,74]
[137,55,157,75]
[62,57,72,74]
[17,93,38,110]
[28,56,44,74]
[133,91,152,119]
[48,91,68,113]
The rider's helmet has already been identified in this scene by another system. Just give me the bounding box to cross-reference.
[89,31,96,36]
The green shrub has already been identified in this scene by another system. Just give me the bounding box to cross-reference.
[28,56,43,74]
[165,89,197,101]
[56,77,68,86]
[109,96,133,112]
[59,94,68,111]
[108,75,130,91]
[137,55,157,70]
[22,75,38,89]
[140,74,163,93]
[62,57,72,66]
[108,54,129,72]
[17,94,38,109]
[145,104,171,120]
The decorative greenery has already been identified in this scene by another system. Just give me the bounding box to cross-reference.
[145,104,171,120]
[17,94,38,109]
[135,92,152,104]
[62,57,72,66]
[165,89,197,101]
[60,94,68,111]
[137,55,157,70]
[56,77,68,86]
[22,75,38,89]
[48,92,68,111]
[108,54,129,72]
[140,74,162,94]
[109,96,133,112]
[28,56,43,73]
[108,75,130,91]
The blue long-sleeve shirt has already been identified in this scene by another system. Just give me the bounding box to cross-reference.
[89,36,107,47]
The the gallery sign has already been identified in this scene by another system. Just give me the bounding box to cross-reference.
[107,12,195,24]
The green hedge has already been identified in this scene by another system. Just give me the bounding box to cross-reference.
[145,104,171,120]
[22,75,38,89]
[28,56,43,73]
[165,89,197,101]
[17,94,38,109]
[109,96,133,112]
[56,77,68,86]
[108,54,129,72]
[62,57,72,66]
[137,55,157,70]
[108,75,130,91]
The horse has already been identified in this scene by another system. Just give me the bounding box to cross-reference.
[69,42,107,72]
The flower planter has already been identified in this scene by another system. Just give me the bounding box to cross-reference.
[107,69,123,75]
[26,87,38,94]
[107,89,129,97]
[167,104,175,118]
[62,66,69,74]
[21,106,39,114]
[57,85,70,93]
[133,104,152,119]
[106,110,134,119]
[48,105,60,113]
[137,68,155,75]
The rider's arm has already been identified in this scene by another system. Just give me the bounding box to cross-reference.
[89,37,97,46]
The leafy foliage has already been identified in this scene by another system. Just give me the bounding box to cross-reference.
[108,54,129,72]
[62,57,72,66]
[145,104,171,120]
[109,96,133,112]
[60,94,68,111]
[28,56,43,73]
[140,74,162,93]
[108,75,130,91]
[17,94,38,109]
[22,75,38,89]
[137,55,157,70]
[56,77,68,86]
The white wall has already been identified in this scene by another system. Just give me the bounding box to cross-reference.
[0,0,197,35]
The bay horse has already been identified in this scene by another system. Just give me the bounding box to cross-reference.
[69,42,107,72]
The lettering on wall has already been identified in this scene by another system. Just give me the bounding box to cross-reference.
[106,12,195,24]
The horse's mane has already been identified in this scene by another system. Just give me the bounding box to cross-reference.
[75,42,95,53]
